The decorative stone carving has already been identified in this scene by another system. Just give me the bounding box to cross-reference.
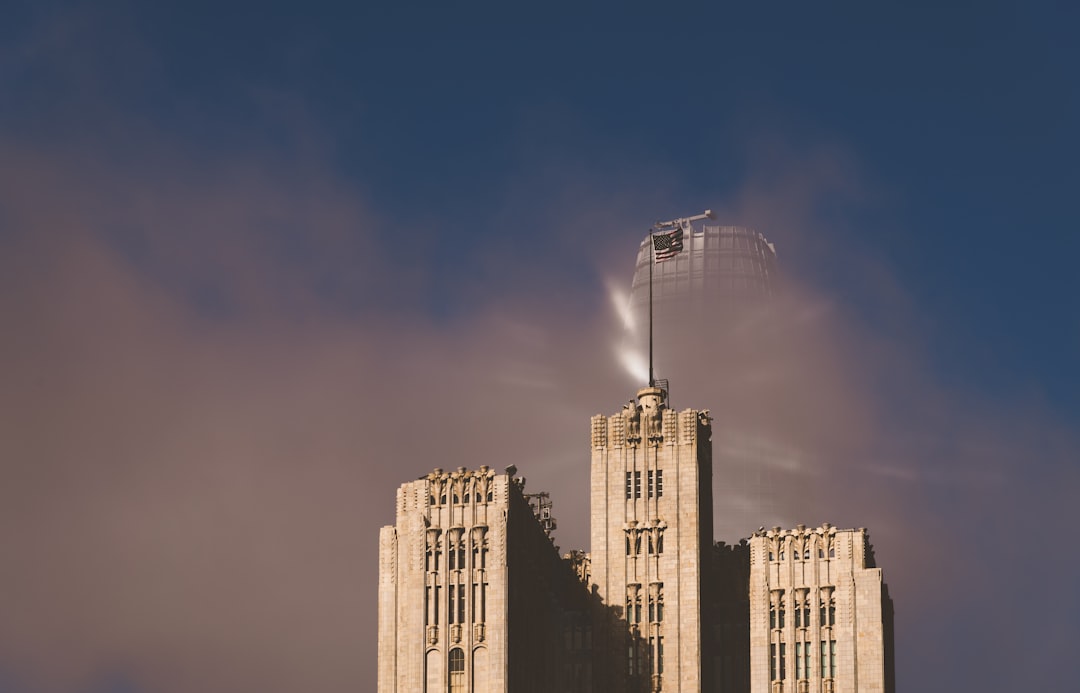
[610,413,626,445]
[591,414,608,448]
[662,408,676,441]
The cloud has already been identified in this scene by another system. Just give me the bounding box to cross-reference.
[1,68,1077,693]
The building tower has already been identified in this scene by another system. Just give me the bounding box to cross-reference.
[589,386,713,692]
[748,524,895,693]
[378,466,591,693]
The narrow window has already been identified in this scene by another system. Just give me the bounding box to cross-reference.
[457,582,465,624]
[830,640,837,678]
[796,642,803,679]
[657,636,664,674]
[448,585,456,624]
[821,640,827,679]
[779,642,786,680]
[647,470,654,498]
[778,602,785,629]
[449,547,456,570]
[656,531,664,554]
[656,470,663,497]
[770,605,776,630]
[625,472,632,500]
[804,641,811,680]
[481,582,487,621]
[433,586,440,625]
[770,643,777,681]
[634,471,642,499]
[449,648,465,693]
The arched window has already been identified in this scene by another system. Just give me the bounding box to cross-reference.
[449,648,465,693]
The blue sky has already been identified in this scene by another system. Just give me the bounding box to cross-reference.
[2,2,1077,692]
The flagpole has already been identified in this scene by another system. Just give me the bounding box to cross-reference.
[648,232,655,389]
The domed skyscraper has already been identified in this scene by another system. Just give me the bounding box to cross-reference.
[629,224,778,325]
[620,218,786,541]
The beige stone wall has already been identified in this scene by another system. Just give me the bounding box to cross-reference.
[377,467,509,693]
[590,388,712,693]
[749,525,888,693]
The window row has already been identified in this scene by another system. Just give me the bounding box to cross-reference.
[627,636,665,677]
[625,595,664,625]
[625,528,664,556]
[624,470,663,500]
[425,544,488,573]
[424,582,488,626]
[769,598,836,629]
[769,640,836,681]
[768,547,835,561]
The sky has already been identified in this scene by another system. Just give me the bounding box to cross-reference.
[1,1,1078,691]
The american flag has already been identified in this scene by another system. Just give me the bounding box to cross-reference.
[652,226,684,262]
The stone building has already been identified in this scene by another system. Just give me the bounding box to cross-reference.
[748,525,895,693]
[377,466,592,693]
[377,388,894,693]
[589,386,714,692]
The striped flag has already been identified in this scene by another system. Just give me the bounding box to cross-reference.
[652,226,684,262]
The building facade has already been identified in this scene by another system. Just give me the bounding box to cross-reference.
[748,525,895,693]
[589,386,714,692]
[377,466,592,693]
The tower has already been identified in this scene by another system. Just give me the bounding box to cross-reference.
[629,224,778,323]
[748,525,895,693]
[378,466,591,693]
[589,386,713,692]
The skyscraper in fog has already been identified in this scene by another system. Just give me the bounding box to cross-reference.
[377,219,893,693]
[629,225,778,323]
[624,223,783,537]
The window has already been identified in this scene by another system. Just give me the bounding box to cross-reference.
[457,582,465,624]
[804,642,811,680]
[770,644,778,681]
[634,471,642,499]
[449,648,465,693]
[448,585,456,624]
[821,639,836,679]
[656,469,663,497]
[646,470,664,498]
[796,642,803,679]
[625,472,632,500]
[779,642,786,680]
[820,598,836,627]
